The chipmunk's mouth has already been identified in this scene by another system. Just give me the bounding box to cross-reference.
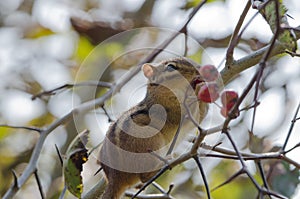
[190,76,205,90]
[149,83,159,87]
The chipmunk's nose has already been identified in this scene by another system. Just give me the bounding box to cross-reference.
[142,63,155,78]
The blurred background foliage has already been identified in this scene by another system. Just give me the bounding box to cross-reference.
[0,0,300,198]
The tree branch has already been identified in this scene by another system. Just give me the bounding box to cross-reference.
[2,0,300,198]
[225,0,251,66]
[32,81,112,100]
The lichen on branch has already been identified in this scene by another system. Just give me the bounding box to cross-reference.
[254,0,297,51]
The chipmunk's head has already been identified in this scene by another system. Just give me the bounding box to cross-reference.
[142,57,203,91]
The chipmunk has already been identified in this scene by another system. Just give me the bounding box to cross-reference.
[99,57,208,199]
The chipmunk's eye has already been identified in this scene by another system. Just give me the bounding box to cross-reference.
[166,63,178,72]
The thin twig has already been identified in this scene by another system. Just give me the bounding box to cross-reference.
[34,169,45,199]
[284,142,300,154]
[93,167,103,176]
[11,170,18,189]
[131,166,170,199]
[281,101,300,151]
[0,125,42,133]
[54,144,63,166]
[151,182,168,194]
[180,0,208,31]
[285,50,300,57]
[211,169,244,192]
[204,153,281,162]
[256,161,271,198]
[126,192,174,199]
[166,184,174,195]
[130,182,174,198]
[239,101,260,112]
[193,156,211,199]
[183,90,202,132]
[225,0,252,66]
[236,11,260,47]
[202,143,300,169]
[167,117,184,155]
[281,155,300,169]
[58,185,67,199]
[223,131,246,166]
[183,32,188,57]
[101,105,114,122]
[32,81,112,100]
[148,150,169,165]
[250,64,263,134]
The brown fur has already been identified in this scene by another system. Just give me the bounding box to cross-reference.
[99,57,207,198]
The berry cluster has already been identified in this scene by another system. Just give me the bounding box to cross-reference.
[194,64,239,118]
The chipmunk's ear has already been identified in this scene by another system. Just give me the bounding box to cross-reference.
[142,63,154,78]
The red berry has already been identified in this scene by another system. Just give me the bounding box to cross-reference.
[220,107,228,117]
[221,90,238,106]
[220,90,239,118]
[198,82,220,103]
[199,64,219,82]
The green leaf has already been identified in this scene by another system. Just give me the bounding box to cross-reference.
[211,161,256,199]
[271,162,300,198]
[0,126,10,140]
[256,1,297,51]
[63,129,89,198]
[181,0,224,10]
[75,36,95,63]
